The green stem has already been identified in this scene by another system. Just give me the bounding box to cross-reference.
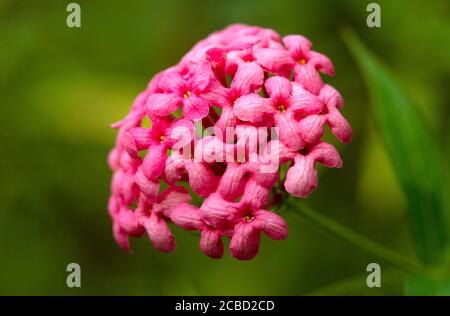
[287,200,424,274]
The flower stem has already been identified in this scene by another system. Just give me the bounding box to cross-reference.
[287,200,424,274]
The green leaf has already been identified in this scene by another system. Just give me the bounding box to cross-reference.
[342,29,447,265]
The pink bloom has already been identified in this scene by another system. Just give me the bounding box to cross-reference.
[164,150,220,198]
[120,186,191,252]
[199,125,278,200]
[124,117,194,180]
[225,45,292,78]
[298,84,352,144]
[234,76,323,150]
[170,203,224,259]
[200,181,288,260]
[283,35,335,95]
[108,24,351,260]
[284,142,343,197]
[146,62,212,120]
[202,56,264,132]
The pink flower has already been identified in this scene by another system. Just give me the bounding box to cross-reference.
[200,181,288,260]
[298,84,352,144]
[284,142,343,198]
[225,45,292,78]
[107,24,351,260]
[234,76,323,150]
[283,35,335,95]
[120,186,191,252]
[146,62,212,120]
[124,117,194,180]
[202,57,264,132]
[170,203,224,259]
[164,150,220,198]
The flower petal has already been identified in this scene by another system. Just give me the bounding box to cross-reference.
[264,76,292,101]
[298,114,327,143]
[228,35,262,50]
[143,214,175,252]
[185,162,219,197]
[182,95,210,120]
[218,163,247,200]
[327,108,352,144]
[159,69,185,93]
[247,161,279,188]
[128,127,154,151]
[164,154,187,184]
[118,208,144,236]
[119,151,141,173]
[108,148,120,171]
[170,203,203,230]
[200,228,224,259]
[134,167,160,201]
[113,221,130,252]
[309,51,335,76]
[289,83,324,115]
[240,179,271,210]
[319,84,344,109]
[309,142,343,168]
[120,171,138,206]
[294,64,324,95]
[274,112,305,151]
[284,155,318,198]
[231,62,264,96]
[283,35,312,59]
[253,47,294,76]
[191,61,212,92]
[201,79,231,108]
[146,93,181,117]
[229,222,261,260]
[200,193,239,231]
[155,185,191,217]
[108,195,121,219]
[215,105,239,132]
[254,210,288,240]
[206,47,226,84]
[234,93,274,123]
[142,144,167,180]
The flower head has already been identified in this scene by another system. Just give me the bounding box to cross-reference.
[108,24,351,260]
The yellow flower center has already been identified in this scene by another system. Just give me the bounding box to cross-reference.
[183,90,192,98]
[298,58,306,65]
[278,104,287,112]
[159,135,166,143]
[243,212,255,222]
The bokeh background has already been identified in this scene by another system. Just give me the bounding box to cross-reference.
[0,0,449,295]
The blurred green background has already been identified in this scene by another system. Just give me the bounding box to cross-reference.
[0,0,449,295]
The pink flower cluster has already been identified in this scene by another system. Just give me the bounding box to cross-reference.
[108,24,351,260]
